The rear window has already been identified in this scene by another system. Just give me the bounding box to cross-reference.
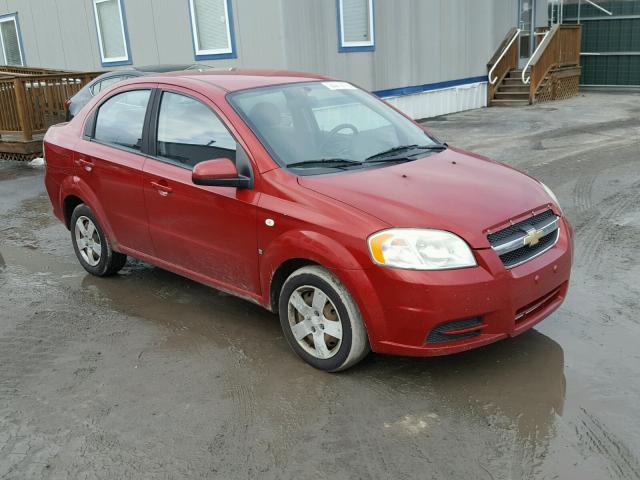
[90,75,131,95]
[93,89,151,151]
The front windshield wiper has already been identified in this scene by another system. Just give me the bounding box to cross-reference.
[287,158,363,169]
[364,144,447,162]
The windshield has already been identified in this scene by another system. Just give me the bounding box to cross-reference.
[228,81,440,170]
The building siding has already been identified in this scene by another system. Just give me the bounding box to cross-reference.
[0,0,549,117]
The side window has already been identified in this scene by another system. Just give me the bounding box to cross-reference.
[156,92,236,168]
[94,89,151,151]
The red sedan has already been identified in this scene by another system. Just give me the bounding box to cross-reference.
[43,70,573,371]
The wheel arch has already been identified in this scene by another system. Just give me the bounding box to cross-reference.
[269,258,320,312]
[261,229,368,312]
[63,195,84,229]
[59,176,117,247]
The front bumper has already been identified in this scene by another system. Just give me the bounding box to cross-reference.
[336,217,573,357]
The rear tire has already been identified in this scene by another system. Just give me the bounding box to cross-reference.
[278,265,370,372]
[70,204,126,277]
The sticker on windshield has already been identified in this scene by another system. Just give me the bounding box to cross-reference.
[322,81,356,90]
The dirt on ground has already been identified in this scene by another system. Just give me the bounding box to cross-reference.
[0,92,639,479]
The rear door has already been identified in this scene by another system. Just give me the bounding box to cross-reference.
[142,86,261,295]
[75,85,155,255]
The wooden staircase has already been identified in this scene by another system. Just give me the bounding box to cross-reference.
[492,70,530,106]
[487,24,582,107]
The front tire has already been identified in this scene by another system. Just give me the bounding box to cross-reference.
[70,204,126,276]
[278,266,370,372]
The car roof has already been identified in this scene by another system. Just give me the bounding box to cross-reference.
[137,68,331,92]
[92,64,209,82]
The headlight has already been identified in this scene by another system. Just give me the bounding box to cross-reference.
[541,182,562,212]
[368,228,476,270]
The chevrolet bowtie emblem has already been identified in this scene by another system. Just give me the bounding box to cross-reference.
[523,227,544,247]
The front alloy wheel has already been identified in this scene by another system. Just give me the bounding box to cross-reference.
[278,266,370,372]
[288,285,344,360]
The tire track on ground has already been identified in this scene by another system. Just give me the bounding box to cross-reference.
[572,174,596,214]
[575,407,640,480]
[575,181,640,275]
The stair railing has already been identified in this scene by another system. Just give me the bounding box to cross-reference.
[522,25,557,85]
[487,28,521,105]
[489,28,521,85]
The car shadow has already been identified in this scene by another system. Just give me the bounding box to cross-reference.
[81,259,565,444]
[353,328,566,441]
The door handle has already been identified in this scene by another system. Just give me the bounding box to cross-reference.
[150,181,173,197]
[75,157,93,172]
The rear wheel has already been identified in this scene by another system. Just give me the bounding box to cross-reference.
[278,266,370,372]
[70,204,126,276]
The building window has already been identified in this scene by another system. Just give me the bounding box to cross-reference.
[92,0,131,66]
[188,0,236,60]
[337,0,375,52]
[0,14,25,66]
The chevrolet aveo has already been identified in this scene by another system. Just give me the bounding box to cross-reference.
[44,70,573,371]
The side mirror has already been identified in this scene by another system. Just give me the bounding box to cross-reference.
[192,158,252,188]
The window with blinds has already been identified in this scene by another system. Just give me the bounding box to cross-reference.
[93,0,130,65]
[189,0,235,58]
[338,0,374,50]
[0,15,24,66]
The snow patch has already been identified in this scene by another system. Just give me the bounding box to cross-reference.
[29,157,45,168]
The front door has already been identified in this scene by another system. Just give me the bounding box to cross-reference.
[518,0,536,67]
[142,87,261,296]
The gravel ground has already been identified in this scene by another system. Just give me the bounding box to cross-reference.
[0,91,639,479]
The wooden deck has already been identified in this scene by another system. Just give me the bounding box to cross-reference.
[0,67,103,160]
[0,134,44,161]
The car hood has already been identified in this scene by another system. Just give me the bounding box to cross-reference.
[297,148,554,249]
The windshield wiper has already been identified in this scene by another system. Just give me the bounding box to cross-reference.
[287,158,363,169]
[364,144,447,162]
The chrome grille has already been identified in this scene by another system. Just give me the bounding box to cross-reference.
[488,210,560,268]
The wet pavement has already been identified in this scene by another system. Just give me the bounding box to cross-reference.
[1,92,639,479]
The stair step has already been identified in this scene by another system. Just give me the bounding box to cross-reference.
[503,77,526,85]
[491,99,530,106]
[495,91,530,99]
[498,85,530,92]
[507,70,524,78]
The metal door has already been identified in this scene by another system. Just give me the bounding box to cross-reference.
[519,0,536,65]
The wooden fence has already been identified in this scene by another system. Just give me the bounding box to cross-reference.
[0,70,102,141]
[0,66,70,76]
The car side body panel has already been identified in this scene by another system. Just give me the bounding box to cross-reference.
[143,158,262,296]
